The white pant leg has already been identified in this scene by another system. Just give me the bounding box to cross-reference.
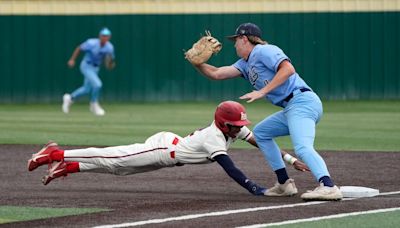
[64,143,167,175]
[79,162,110,173]
[64,132,180,175]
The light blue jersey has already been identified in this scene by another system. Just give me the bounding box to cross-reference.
[70,38,115,103]
[234,44,331,183]
[80,38,115,67]
[233,44,310,107]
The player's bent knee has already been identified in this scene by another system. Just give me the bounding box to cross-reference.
[92,83,102,90]
[293,144,317,158]
[81,88,91,94]
[253,124,274,141]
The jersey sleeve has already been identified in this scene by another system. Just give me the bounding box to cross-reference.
[80,39,93,52]
[260,45,290,72]
[236,126,253,141]
[203,134,228,160]
[232,59,247,79]
[108,44,115,59]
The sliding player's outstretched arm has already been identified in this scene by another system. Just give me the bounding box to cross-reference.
[214,154,266,196]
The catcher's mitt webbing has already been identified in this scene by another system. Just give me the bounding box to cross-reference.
[185,30,222,65]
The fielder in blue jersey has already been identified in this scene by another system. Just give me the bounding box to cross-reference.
[63,28,115,116]
[190,23,342,201]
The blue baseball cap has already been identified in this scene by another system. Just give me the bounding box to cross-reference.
[99,27,112,36]
[226,23,262,40]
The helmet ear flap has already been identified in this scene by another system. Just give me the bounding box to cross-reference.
[215,120,229,133]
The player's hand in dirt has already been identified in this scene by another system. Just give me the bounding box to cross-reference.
[293,160,310,172]
[246,180,267,196]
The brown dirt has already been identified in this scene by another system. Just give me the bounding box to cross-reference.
[0,144,399,227]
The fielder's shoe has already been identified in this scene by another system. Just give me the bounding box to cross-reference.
[264,178,298,196]
[27,141,59,171]
[42,161,68,185]
[62,94,73,114]
[301,183,343,201]
[90,102,105,116]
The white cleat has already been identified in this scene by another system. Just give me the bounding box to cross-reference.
[62,94,73,114]
[301,183,343,201]
[90,102,105,116]
[264,178,298,196]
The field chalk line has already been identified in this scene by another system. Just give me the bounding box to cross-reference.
[237,207,400,228]
[92,190,400,228]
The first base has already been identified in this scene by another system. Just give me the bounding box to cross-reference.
[340,186,380,198]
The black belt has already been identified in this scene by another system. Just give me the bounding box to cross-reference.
[283,88,311,102]
[86,61,99,67]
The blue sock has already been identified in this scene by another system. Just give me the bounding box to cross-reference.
[319,176,334,187]
[275,168,289,184]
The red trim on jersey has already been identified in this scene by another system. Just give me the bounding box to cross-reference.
[64,147,168,159]
[170,151,175,158]
[172,137,179,145]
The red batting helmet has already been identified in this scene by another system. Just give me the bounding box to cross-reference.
[214,101,251,133]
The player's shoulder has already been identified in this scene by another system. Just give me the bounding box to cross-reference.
[255,44,282,53]
[201,123,227,147]
[106,41,114,49]
[87,38,98,43]
[252,44,284,60]
[211,123,227,140]
[84,38,99,46]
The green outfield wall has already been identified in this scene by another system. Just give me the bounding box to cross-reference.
[0,1,399,102]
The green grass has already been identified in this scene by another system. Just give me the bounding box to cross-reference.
[0,100,399,151]
[0,206,109,224]
[274,209,400,228]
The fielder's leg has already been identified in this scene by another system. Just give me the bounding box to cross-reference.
[79,63,104,116]
[286,92,342,200]
[285,92,330,183]
[253,111,297,196]
[71,62,95,101]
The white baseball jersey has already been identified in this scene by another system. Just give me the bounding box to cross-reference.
[175,121,253,164]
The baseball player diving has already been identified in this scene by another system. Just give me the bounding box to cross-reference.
[185,23,342,201]
[63,27,115,116]
[27,101,308,196]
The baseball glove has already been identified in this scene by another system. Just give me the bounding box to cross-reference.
[104,54,115,70]
[185,30,222,65]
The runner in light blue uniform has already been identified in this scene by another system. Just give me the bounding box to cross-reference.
[190,23,342,201]
[63,28,115,116]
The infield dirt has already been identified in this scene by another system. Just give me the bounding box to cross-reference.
[1,144,399,227]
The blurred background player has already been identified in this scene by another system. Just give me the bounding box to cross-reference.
[189,23,342,201]
[63,27,115,116]
[28,101,308,196]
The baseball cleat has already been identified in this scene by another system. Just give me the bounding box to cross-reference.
[27,141,59,171]
[301,183,343,201]
[90,102,105,116]
[42,161,68,185]
[264,178,298,196]
[62,94,73,114]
